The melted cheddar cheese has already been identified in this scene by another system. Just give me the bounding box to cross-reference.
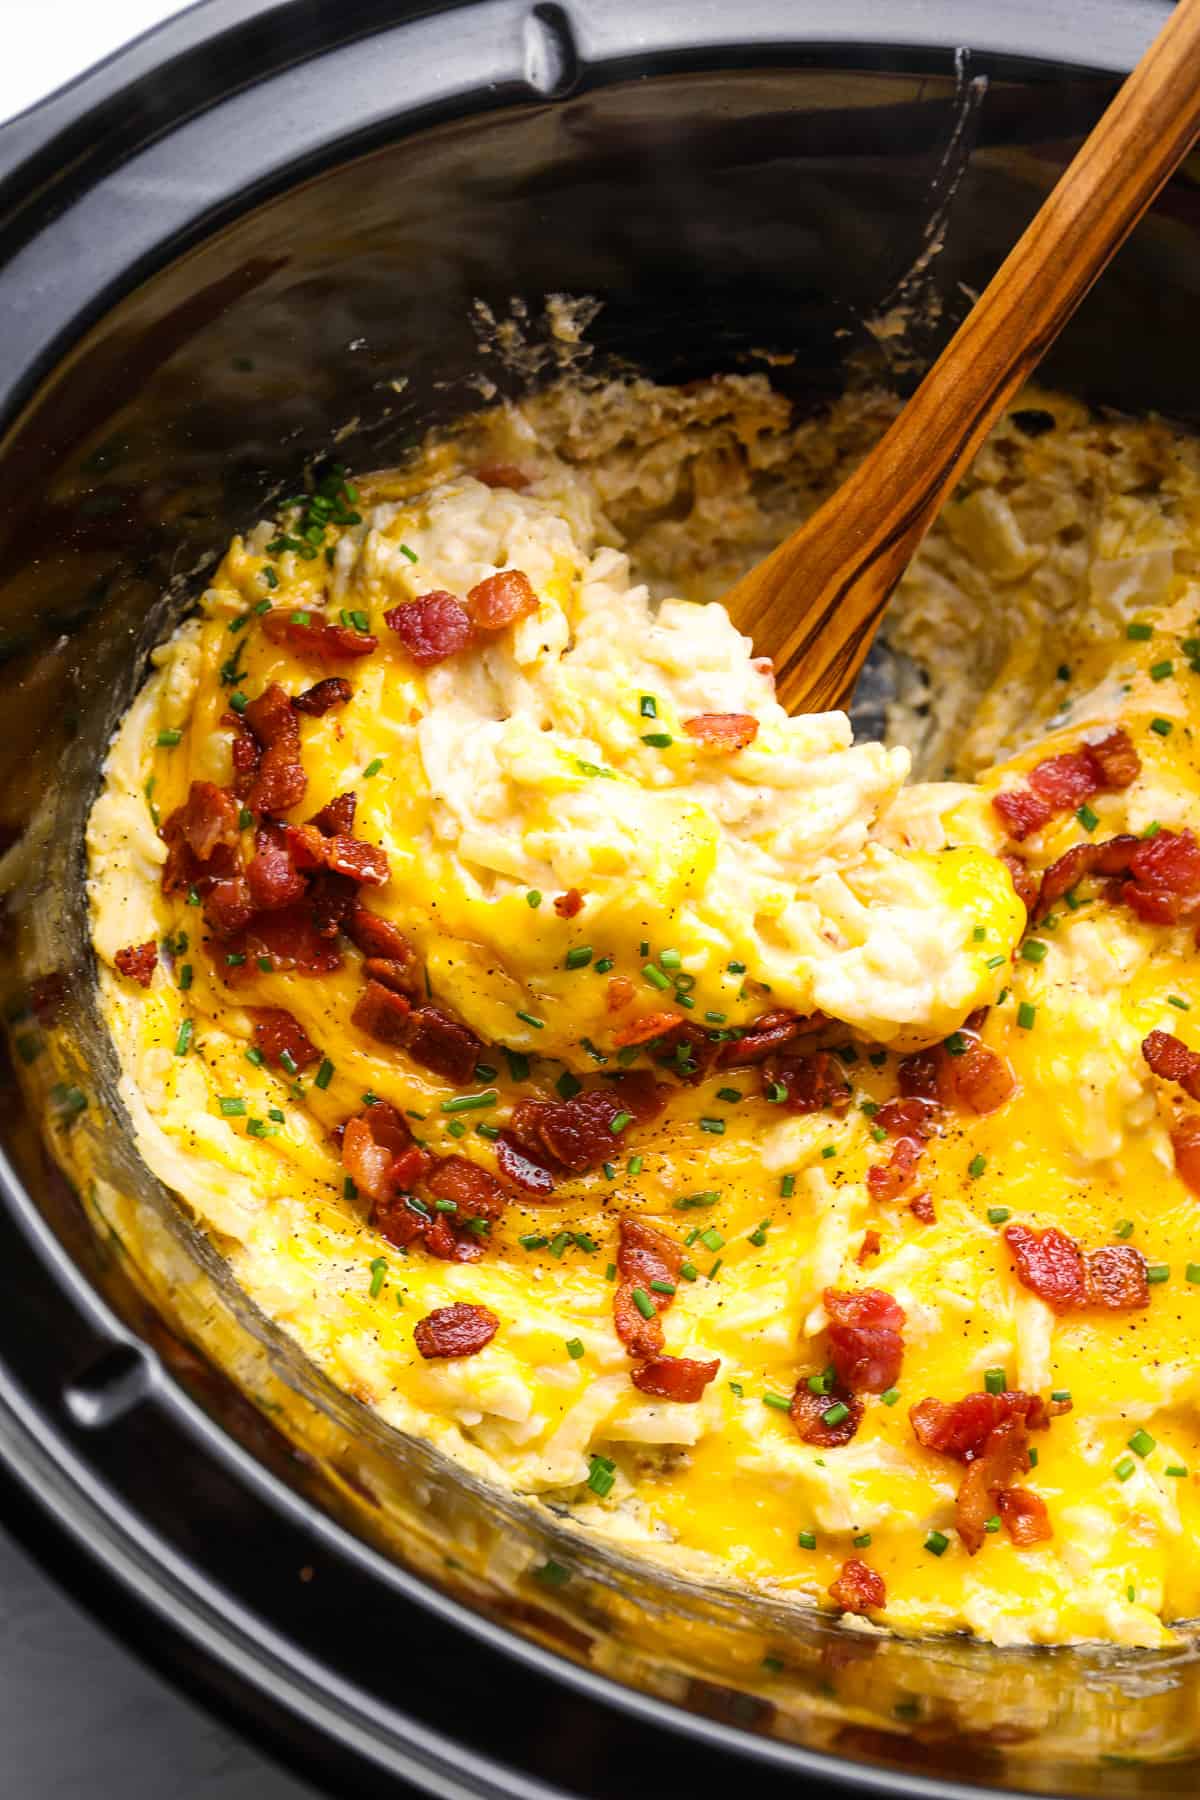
[87,379,1200,1649]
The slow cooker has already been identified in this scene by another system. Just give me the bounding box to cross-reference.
[0,2,1196,1794]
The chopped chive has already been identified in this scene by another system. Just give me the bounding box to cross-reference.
[572,1231,597,1253]
[279,1049,298,1076]
[179,963,194,990]
[968,1154,987,1178]
[362,757,383,778]
[705,1010,727,1024]
[658,949,682,972]
[986,1207,1011,1226]
[727,960,747,974]
[984,1367,1006,1395]
[1114,1455,1137,1481]
[186,886,201,907]
[519,1233,549,1250]
[1127,622,1153,641]
[343,1176,358,1199]
[808,1369,834,1395]
[594,957,614,973]
[1056,664,1070,681]
[156,728,183,747]
[942,1031,967,1057]
[548,1231,570,1258]
[626,1153,644,1176]
[679,1261,698,1281]
[1077,803,1099,832]
[257,956,272,973]
[780,1173,796,1198]
[533,1561,570,1588]
[642,964,670,990]
[765,1081,787,1104]
[565,946,593,970]
[639,694,657,718]
[1051,1389,1071,1403]
[820,1144,836,1160]
[707,1259,723,1280]
[797,1530,817,1550]
[238,808,254,830]
[631,1287,655,1320]
[699,1117,725,1135]
[174,1019,193,1056]
[762,1393,791,1412]
[526,890,542,909]
[984,1516,1001,1534]
[1017,1001,1037,1030]
[1150,660,1174,681]
[1150,717,1174,737]
[604,1263,617,1281]
[1020,939,1047,964]
[698,1227,724,1252]
[748,1224,768,1247]
[674,1191,720,1210]
[515,1010,545,1030]
[565,1337,585,1360]
[972,925,987,942]
[219,1097,247,1116]
[441,1089,498,1114]
[1187,1263,1200,1284]
[225,952,246,967]
[641,731,672,748]
[586,1455,615,1497]
[1114,1219,1134,1238]
[556,1071,582,1100]
[853,1532,872,1548]
[1129,1429,1155,1457]
[315,1058,334,1090]
[924,1530,949,1556]
[1165,1465,1188,1477]
[369,1256,387,1298]
[881,1387,900,1407]
[609,1110,633,1134]
[245,1046,265,1067]
[650,1278,676,1296]
[822,1401,850,1427]
[1169,995,1192,1011]
[1147,1263,1170,1283]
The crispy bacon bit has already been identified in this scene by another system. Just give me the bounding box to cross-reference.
[352,979,412,1046]
[867,1097,935,1203]
[790,1383,863,1447]
[681,713,759,752]
[948,1040,1016,1114]
[250,1006,320,1070]
[909,1192,936,1224]
[553,888,584,919]
[474,462,531,490]
[764,1048,851,1114]
[224,904,343,979]
[244,683,307,815]
[425,1155,509,1222]
[1170,1114,1200,1196]
[246,822,308,911]
[909,1390,1056,1462]
[228,714,261,795]
[1035,834,1139,912]
[992,728,1140,840]
[341,1100,424,1204]
[282,822,388,888]
[858,1228,882,1263]
[494,1133,557,1196]
[310,791,357,837]
[955,1415,1031,1553]
[161,780,241,887]
[717,1009,812,1068]
[405,1006,484,1084]
[613,1216,681,1358]
[910,1391,1062,1554]
[510,1073,665,1176]
[466,569,539,631]
[1003,1223,1149,1311]
[414,1302,499,1359]
[823,1288,905,1393]
[261,608,376,663]
[344,905,412,962]
[612,1009,682,1047]
[384,593,473,665]
[1123,828,1200,922]
[996,1487,1053,1546]
[115,941,157,987]
[631,1355,720,1403]
[291,677,352,717]
[363,956,421,997]
[1001,852,1039,915]
[828,1559,885,1615]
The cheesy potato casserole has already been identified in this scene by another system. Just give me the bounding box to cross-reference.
[87,376,1200,1650]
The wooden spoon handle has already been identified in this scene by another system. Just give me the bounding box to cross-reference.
[727,0,1200,715]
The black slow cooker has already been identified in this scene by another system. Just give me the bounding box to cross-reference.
[0,3,1197,1795]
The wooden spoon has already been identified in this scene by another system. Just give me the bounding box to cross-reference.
[725,0,1200,714]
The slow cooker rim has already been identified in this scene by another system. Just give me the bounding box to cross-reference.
[0,3,1181,1795]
